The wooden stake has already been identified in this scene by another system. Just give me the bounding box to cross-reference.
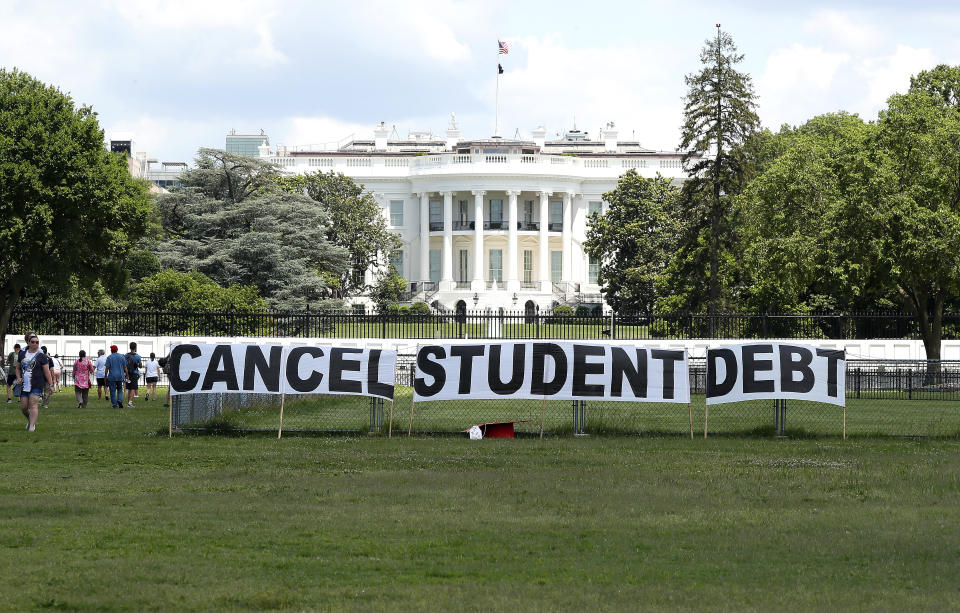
[843,405,846,440]
[277,391,286,439]
[688,402,693,439]
[540,396,546,439]
[388,399,394,438]
[408,396,416,437]
[169,394,173,439]
[704,404,709,438]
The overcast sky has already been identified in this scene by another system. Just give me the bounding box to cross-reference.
[3,0,959,164]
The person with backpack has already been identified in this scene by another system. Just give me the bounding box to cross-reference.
[124,342,142,408]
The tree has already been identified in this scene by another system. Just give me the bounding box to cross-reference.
[371,265,406,314]
[152,149,350,309]
[741,88,960,364]
[0,68,151,344]
[129,269,268,312]
[671,26,760,313]
[276,171,401,297]
[583,170,681,311]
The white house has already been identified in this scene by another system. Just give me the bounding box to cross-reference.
[262,117,690,314]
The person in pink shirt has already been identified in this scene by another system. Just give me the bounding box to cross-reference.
[72,350,95,408]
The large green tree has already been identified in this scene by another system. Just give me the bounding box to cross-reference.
[669,26,760,313]
[276,171,401,297]
[152,149,350,310]
[129,269,268,312]
[0,68,151,343]
[583,170,681,311]
[741,83,960,362]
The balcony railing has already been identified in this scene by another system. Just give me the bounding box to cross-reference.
[429,222,444,231]
[548,222,563,231]
[453,221,473,231]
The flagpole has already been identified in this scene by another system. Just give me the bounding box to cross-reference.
[495,39,501,137]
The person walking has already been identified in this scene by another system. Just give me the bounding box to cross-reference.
[124,342,142,408]
[5,343,19,403]
[143,352,160,401]
[94,349,107,400]
[104,345,126,409]
[72,350,95,408]
[17,334,52,432]
[39,345,54,409]
[50,353,63,393]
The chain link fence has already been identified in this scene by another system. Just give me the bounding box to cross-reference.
[169,358,960,438]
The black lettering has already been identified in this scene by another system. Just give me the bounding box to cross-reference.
[367,350,394,400]
[651,349,684,400]
[816,348,845,398]
[531,343,567,396]
[488,344,525,395]
[286,347,324,393]
[168,344,202,393]
[243,345,282,392]
[414,346,446,397]
[330,348,363,394]
[611,347,646,398]
[450,345,485,394]
[572,344,605,397]
[201,345,239,391]
[742,344,775,394]
[779,345,814,393]
[706,348,737,398]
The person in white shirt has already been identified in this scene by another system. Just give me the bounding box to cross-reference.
[144,352,160,401]
[94,349,108,401]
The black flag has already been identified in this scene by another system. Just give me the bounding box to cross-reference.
[498,64,504,75]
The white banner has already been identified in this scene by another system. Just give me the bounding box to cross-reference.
[705,342,845,406]
[413,342,689,403]
[167,343,396,400]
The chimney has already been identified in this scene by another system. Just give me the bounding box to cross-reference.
[531,125,547,149]
[374,121,389,151]
[602,121,618,152]
[446,112,461,150]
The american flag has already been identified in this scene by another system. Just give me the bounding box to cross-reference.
[498,40,509,54]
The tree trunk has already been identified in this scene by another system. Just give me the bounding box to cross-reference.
[0,280,25,355]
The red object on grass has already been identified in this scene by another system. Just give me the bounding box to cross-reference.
[463,420,529,438]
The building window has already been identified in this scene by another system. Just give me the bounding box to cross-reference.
[390,200,404,226]
[551,251,562,283]
[458,200,469,223]
[550,201,562,228]
[489,199,503,228]
[588,201,602,216]
[458,249,469,282]
[429,200,442,230]
[589,256,599,284]
[489,249,503,283]
[352,256,366,287]
[523,250,533,283]
[524,200,534,225]
[389,250,404,277]
[429,250,441,283]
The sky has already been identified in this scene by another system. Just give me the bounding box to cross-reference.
[3,0,960,164]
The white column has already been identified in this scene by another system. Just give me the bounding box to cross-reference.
[419,192,430,283]
[471,190,485,291]
[539,191,550,292]
[561,191,573,283]
[440,191,454,290]
[506,190,520,292]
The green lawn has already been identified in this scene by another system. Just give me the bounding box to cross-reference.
[2,390,960,611]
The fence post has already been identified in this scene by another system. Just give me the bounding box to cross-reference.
[381,311,386,339]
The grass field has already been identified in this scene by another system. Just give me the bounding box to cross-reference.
[3,389,960,611]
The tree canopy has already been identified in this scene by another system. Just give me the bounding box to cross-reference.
[583,171,681,312]
[152,149,350,310]
[0,68,151,343]
[275,171,401,297]
[670,27,760,313]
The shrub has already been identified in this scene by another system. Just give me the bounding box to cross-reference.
[409,302,431,315]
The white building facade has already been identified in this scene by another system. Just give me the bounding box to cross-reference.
[262,121,690,313]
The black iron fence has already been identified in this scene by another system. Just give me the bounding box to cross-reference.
[7,308,960,340]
